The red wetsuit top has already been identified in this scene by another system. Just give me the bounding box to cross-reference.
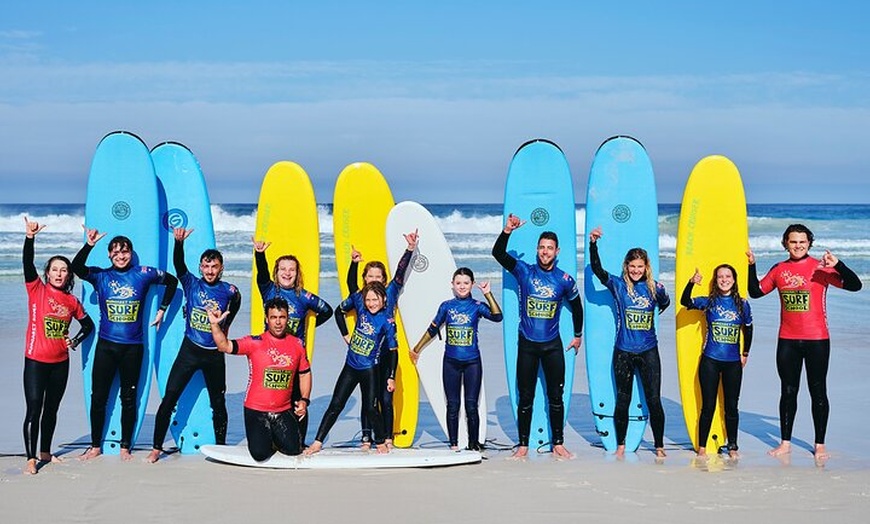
[758,255,844,340]
[234,332,310,412]
[25,279,87,364]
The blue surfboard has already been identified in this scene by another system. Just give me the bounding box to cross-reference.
[81,131,160,454]
[502,139,577,448]
[152,141,217,453]
[584,135,659,452]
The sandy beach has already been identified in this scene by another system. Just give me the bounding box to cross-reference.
[3,273,870,524]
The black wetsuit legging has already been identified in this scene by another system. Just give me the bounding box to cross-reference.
[316,364,386,445]
[698,355,743,450]
[23,358,69,460]
[244,407,302,461]
[776,338,831,444]
[443,355,482,447]
[516,335,565,447]
[360,355,393,442]
[90,338,143,449]
[613,346,665,449]
[152,337,228,449]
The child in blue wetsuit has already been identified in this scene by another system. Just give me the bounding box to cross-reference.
[411,267,503,451]
[253,239,333,445]
[305,281,398,455]
[588,226,670,458]
[72,228,178,460]
[681,264,753,458]
[345,231,418,448]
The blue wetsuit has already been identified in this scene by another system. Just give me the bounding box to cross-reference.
[427,295,503,447]
[589,241,669,449]
[492,231,583,447]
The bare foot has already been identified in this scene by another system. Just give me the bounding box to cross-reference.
[696,447,707,458]
[360,441,371,451]
[615,445,626,459]
[814,444,830,466]
[728,449,740,460]
[79,447,101,461]
[375,443,389,454]
[385,439,394,450]
[552,444,575,460]
[120,448,134,461]
[768,441,792,457]
[303,440,322,456]
[39,452,62,464]
[509,446,529,460]
[146,449,162,464]
[450,445,459,451]
[655,447,667,458]
[25,458,38,475]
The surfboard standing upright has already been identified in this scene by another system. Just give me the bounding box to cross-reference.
[333,163,418,447]
[152,141,217,453]
[584,135,659,452]
[387,201,486,448]
[250,162,321,361]
[675,155,748,451]
[81,131,160,454]
[501,139,577,448]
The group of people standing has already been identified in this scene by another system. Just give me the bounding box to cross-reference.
[18,211,861,474]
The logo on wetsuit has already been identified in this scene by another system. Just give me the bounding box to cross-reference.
[527,297,558,319]
[711,321,740,344]
[285,317,301,336]
[446,326,474,346]
[190,308,210,332]
[625,309,653,330]
[781,290,810,312]
[263,368,292,390]
[106,300,140,323]
[43,316,69,339]
[350,332,376,357]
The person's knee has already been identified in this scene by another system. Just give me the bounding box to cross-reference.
[249,446,274,462]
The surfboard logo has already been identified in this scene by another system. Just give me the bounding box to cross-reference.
[163,208,189,231]
[112,201,131,220]
[412,253,429,273]
[612,204,631,223]
[530,207,549,226]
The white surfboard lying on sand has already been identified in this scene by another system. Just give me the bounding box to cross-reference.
[200,445,482,469]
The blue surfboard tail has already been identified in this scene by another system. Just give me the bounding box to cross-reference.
[513,138,565,157]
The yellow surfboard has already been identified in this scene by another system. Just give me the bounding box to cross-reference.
[250,162,321,362]
[333,162,418,448]
[675,155,748,451]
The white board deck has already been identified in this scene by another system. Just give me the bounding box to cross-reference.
[200,445,482,469]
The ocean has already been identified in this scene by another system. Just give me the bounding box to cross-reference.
[1,202,869,460]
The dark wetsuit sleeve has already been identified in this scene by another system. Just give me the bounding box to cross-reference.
[393,249,413,287]
[742,324,754,356]
[254,251,271,289]
[70,315,95,348]
[491,231,516,272]
[747,263,764,298]
[335,303,350,337]
[23,237,38,283]
[158,272,179,310]
[835,260,863,291]
[680,281,696,309]
[387,347,398,380]
[173,239,188,277]
[71,243,94,279]
[588,241,609,285]
[347,261,359,294]
[222,289,242,330]
[568,295,583,337]
[656,284,670,314]
[314,303,334,327]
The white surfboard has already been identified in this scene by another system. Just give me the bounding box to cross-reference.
[386,201,487,449]
[200,445,481,469]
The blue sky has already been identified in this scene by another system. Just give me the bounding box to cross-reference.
[1,1,868,203]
